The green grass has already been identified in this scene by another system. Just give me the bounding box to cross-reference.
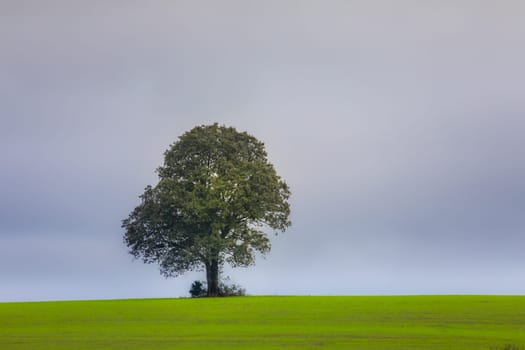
[1,296,524,349]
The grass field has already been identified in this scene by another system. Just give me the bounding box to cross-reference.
[1,295,524,349]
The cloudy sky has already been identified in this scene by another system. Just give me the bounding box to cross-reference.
[1,0,524,301]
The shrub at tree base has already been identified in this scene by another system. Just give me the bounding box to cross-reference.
[218,280,246,297]
[189,279,246,297]
[189,281,207,298]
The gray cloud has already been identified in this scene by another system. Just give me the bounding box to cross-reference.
[1,0,524,300]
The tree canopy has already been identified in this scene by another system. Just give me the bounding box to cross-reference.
[122,124,291,296]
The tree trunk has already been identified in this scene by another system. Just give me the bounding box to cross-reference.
[206,260,219,297]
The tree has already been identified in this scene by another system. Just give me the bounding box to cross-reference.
[122,124,291,296]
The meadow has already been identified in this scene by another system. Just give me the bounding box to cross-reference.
[1,295,524,349]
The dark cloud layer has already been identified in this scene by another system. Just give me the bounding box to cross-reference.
[1,1,524,301]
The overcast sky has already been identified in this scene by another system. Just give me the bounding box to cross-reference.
[1,0,525,301]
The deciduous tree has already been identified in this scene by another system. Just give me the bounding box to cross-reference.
[122,124,291,296]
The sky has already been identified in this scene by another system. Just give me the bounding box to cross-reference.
[1,0,525,301]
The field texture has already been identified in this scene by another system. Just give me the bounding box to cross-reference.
[1,296,524,349]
